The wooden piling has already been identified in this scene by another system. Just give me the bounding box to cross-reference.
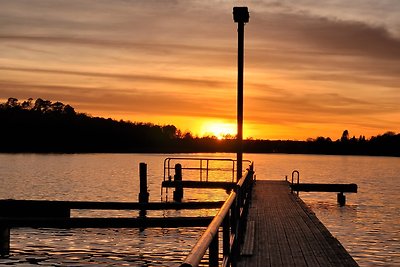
[0,225,10,257]
[138,162,149,217]
[173,163,183,202]
[138,162,149,203]
[337,192,346,206]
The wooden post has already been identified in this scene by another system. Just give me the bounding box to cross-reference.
[0,225,10,257]
[223,215,230,261]
[138,163,149,203]
[230,190,239,267]
[173,164,183,202]
[337,192,346,206]
[138,162,149,217]
[209,232,219,267]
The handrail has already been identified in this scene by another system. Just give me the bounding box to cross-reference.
[181,192,236,267]
[163,157,251,183]
[291,170,300,195]
[180,162,254,267]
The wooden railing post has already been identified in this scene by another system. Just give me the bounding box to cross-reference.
[180,163,254,267]
[209,231,219,267]
[229,203,236,263]
[223,215,230,263]
[231,186,240,267]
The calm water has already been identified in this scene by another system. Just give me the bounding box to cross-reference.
[0,153,399,266]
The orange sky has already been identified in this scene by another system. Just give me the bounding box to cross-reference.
[1,0,399,140]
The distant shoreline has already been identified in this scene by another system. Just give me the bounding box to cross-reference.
[1,97,399,157]
[0,150,399,158]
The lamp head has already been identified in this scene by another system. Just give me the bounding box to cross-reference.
[233,7,249,23]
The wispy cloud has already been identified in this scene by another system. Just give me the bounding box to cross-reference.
[0,66,229,89]
[0,80,235,119]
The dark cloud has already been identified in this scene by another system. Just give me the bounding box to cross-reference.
[0,66,229,88]
[299,18,400,59]
[248,11,400,66]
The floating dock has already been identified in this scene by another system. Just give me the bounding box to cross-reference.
[238,180,358,267]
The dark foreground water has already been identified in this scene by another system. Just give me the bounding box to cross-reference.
[0,153,399,266]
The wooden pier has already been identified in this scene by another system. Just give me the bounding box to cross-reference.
[1,157,359,266]
[238,180,358,267]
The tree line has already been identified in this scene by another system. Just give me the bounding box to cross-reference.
[0,97,399,156]
[0,97,178,152]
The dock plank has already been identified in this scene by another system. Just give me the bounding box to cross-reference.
[238,180,358,267]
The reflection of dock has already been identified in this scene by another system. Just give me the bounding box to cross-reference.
[238,180,358,267]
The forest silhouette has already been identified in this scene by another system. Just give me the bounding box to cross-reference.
[1,97,399,156]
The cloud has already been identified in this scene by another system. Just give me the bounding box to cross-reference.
[246,90,400,127]
[247,11,400,97]
[0,80,235,119]
[249,11,400,60]
[254,0,400,39]
[0,66,229,89]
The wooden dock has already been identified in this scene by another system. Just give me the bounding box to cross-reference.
[239,180,358,267]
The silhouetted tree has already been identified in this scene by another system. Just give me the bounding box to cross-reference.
[341,130,349,142]
[21,98,33,109]
[50,101,65,113]
[162,125,178,139]
[33,98,52,113]
[6,97,19,109]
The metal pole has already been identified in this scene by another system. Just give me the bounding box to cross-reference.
[237,21,244,182]
[233,7,249,181]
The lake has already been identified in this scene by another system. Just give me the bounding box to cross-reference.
[0,153,399,266]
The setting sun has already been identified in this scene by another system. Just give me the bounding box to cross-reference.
[200,121,236,139]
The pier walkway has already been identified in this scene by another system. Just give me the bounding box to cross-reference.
[238,180,358,267]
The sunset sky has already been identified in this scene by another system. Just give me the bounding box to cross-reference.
[1,0,399,140]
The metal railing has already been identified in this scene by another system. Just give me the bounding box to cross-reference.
[163,157,251,183]
[291,170,300,195]
[180,162,255,267]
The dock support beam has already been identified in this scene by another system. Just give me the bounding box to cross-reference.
[0,226,10,257]
[173,164,183,202]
